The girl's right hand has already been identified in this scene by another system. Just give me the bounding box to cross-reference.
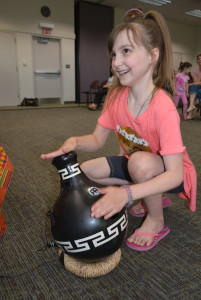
[40,137,77,159]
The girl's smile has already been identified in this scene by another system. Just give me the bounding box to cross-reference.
[118,69,130,76]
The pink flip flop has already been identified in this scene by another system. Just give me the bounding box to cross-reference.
[130,196,172,218]
[126,225,170,251]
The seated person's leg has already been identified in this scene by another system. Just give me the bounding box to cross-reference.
[88,93,100,110]
[95,88,108,107]
[88,88,108,110]
[197,87,201,101]
[187,85,200,118]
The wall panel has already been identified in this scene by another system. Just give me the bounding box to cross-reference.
[75,1,113,103]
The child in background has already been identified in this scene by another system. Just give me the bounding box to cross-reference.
[41,9,196,251]
[174,62,192,120]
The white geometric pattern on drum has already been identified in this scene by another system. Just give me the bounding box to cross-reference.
[93,214,127,247]
[57,241,74,252]
[55,231,105,253]
[58,163,81,180]
[54,213,128,253]
[120,211,128,231]
[75,231,105,252]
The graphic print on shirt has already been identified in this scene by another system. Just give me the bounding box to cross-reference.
[175,74,189,92]
[177,78,185,91]
[116,125,152,155]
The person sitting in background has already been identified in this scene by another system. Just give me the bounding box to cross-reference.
[88,71,114,111]
[187,54,201,119]
[174,61,192,121]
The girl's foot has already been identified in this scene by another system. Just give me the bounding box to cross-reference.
[126,225,170,251]
[131,200,146,216]
[127,214,164,247]
[183,115,187,121]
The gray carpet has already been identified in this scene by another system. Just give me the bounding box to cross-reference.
[0,107,200,299]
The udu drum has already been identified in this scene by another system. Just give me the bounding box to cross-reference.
[51,151,128,262]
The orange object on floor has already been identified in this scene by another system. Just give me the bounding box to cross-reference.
[0,145,13,236]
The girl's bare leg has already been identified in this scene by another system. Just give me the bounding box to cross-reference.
[127,152,165,247]
[80,157,129,186]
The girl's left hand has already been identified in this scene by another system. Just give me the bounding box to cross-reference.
[91,186,128,220]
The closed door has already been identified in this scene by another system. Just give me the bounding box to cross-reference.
[0,32,19,106]
[33,37,60,98]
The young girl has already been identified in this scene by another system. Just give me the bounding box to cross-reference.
[41,9,196,251]
[174,62,192,120]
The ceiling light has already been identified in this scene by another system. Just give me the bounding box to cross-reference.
[137,0,171,6]
[185,10,201,18]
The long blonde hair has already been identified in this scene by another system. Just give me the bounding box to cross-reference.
[104,10,175,110]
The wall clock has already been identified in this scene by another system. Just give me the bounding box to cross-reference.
[41,6,51,18]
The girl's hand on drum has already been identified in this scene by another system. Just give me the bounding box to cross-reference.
[91,186,128,219]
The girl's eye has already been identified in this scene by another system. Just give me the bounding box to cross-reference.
[111,52,116,59]
[123,48,131,54]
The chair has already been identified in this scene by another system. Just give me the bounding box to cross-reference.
[82,80,99,105]
[100,80,108,88]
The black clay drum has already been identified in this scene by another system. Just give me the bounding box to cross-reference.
[51,151,128,262]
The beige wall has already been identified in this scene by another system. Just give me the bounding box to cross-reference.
[114,8,201,71]
[0,0,75,104]
[0,0,74,38]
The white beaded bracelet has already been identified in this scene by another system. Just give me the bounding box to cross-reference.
[122,184,134,207]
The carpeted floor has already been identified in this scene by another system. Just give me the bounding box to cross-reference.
[0,106,200,299]
[0,103,85,111]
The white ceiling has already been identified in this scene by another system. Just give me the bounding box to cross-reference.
[80,0,201,27]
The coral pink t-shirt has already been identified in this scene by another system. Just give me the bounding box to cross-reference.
[98,87,196,211]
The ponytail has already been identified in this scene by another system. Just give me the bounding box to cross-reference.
[143,11,175,96]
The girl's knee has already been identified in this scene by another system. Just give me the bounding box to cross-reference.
[128,152,149,182]
[128,152,164,183]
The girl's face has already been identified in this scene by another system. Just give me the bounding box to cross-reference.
[111,29,155,88]
[184,67,191,75]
